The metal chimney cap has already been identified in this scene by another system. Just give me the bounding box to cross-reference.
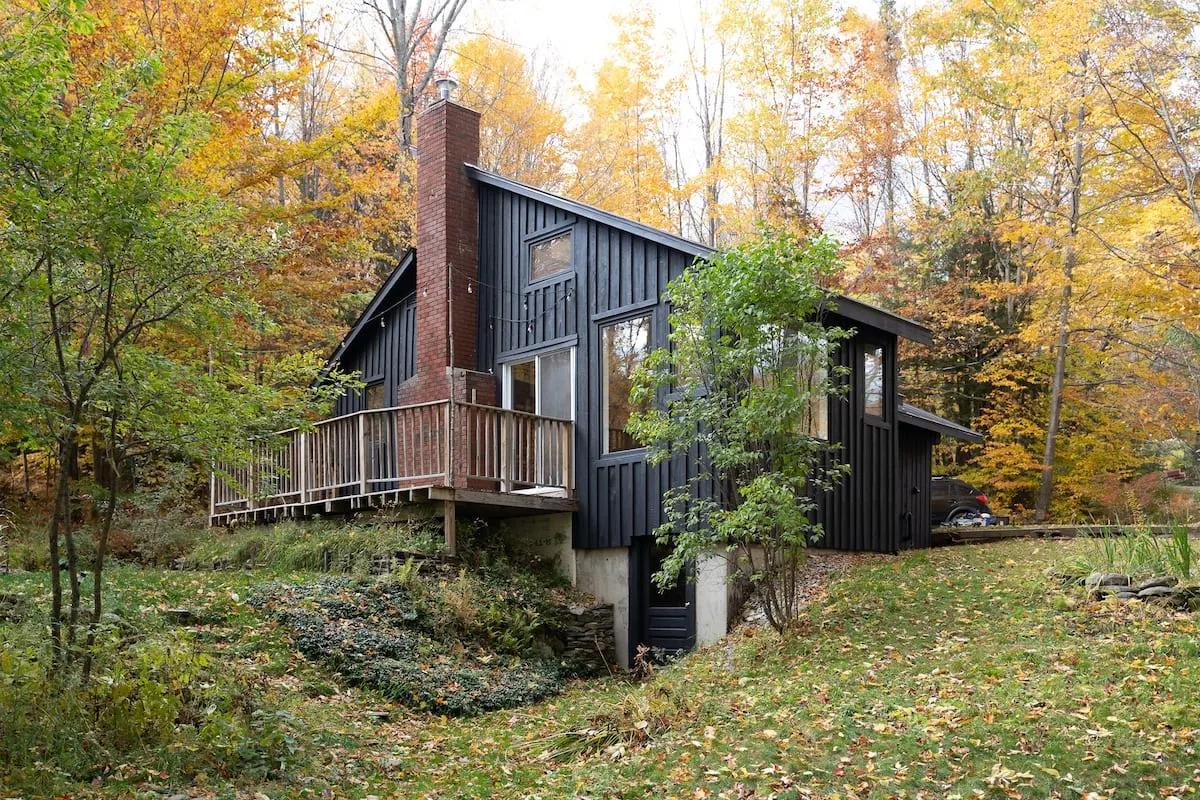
[435,76,459,101]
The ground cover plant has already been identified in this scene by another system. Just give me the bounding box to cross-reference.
[250,567,569,715]
[4,536,1200,798]
[0,565,316,797]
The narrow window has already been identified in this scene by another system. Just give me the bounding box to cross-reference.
[863,345,885,419]
[508,359,537,414]
[602,315,651,453]
[529,231,572,281]
[799,344,829,440]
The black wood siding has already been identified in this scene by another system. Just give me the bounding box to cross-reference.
[477,184,694,550]
[815,323,901,552]
[898,426,937,549]
[332,293,417,417]
[476,183,908,554]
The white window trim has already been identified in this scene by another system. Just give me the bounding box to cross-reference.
[502,346,576,421]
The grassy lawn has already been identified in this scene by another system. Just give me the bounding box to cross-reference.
[3,538,1199,799]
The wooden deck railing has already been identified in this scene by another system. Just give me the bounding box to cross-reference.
[210,400,574,521]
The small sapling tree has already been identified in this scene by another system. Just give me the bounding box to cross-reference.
[628,229,851,633]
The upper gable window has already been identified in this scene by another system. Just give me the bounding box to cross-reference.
[529,231,572,281]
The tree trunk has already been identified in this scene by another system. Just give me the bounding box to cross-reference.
[62,436,81,653]
[1035,103,1087,522]
[1036,276,1073,522]
[82,424,119,683]
[48,444,69,663]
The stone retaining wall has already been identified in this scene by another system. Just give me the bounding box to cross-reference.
[557,603,616,675]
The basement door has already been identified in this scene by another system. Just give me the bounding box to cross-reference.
[633,539,696,657]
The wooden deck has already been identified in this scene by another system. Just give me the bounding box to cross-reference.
[210,400,576,529]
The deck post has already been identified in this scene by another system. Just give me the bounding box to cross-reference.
[499,411,509,492]
[208,467,215,525]
[561,421,571,493]
[247,455,256,511]
[444,401,454,487]
[443,499,456,556]
[358,414,368,496]
[297,432,307,504]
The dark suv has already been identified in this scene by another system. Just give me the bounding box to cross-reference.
[931,476,993,526]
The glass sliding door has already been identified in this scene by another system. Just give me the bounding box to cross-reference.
[503,348,574,490]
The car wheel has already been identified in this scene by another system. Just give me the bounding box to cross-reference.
[946,510,971,526]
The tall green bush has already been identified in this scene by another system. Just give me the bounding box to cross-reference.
[628,230,851,633]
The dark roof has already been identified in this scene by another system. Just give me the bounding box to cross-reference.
[824,296,933,346]
[467,165,713,257]
[898,403,984,443]
[466,165,933,345]
[324,249,416,370]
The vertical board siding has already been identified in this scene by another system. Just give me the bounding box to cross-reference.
[333,291,417,417]
[477,185,577,363]
[477,183,904,555]
[814,326,900,553]
[898,427,936,549]
[477,185,693,550]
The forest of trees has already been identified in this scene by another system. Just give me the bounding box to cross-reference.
[3,0,1200,528]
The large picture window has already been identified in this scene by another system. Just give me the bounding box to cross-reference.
[602,315,651,453]
[863,344,886,419]
[529,231,572,282]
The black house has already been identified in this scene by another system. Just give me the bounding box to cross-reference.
[211,97,980,664]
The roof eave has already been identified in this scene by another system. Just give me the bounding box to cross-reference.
[322,249,416,373]
[824,296,933,346]
[898,403,984,444]
[467,165,935,346]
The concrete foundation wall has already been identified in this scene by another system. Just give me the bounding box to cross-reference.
[695,551,729,646]
[498,513,575,583]
[573,547,631,667]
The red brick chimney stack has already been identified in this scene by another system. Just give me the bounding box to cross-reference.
[399,98,494,406]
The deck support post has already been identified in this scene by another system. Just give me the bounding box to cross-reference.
[499,413,509,493]
[358,414,368,496]
[443,499,456,556]
[208,467,215,525]
[444,400,454,487]
[297,432,307,504]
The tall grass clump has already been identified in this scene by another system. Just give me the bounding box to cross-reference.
[1076,515,1198,581]
[190,518,443,573]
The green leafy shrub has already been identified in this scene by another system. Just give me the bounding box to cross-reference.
[114,462,203,565]
[0,630,304,795]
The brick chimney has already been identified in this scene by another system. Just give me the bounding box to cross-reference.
[399,98,495,406]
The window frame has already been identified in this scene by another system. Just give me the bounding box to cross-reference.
[363,380,386,411]
[860,339,888,424]
[797,336,830,441]
[502,346,576,421]
[600,312,654,456]
[524,223,575,286]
